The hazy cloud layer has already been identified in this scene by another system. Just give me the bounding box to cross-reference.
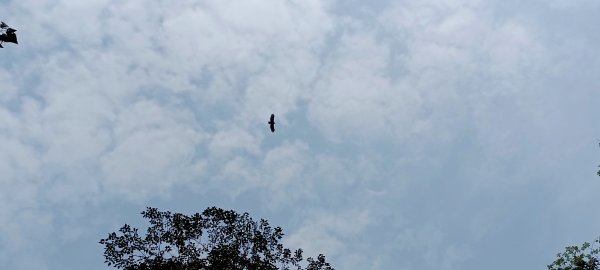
[1,0,600,269]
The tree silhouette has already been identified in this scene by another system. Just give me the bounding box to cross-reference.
[548,239,600,270]
[548,147,600,270]
[99,207,334,270]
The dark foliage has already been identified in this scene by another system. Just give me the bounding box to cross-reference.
[548,239,600,270]
[100,207,334,270]
[0,21,17,47]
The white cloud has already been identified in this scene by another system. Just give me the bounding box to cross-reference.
[209,127,261,158]
[100,100,205,199]
[300,0,549,149]
[284,206,374,266]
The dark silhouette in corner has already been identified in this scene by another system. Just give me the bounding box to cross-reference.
[0,21,18,48]
[99,207,335,270]
[268,114,275,133]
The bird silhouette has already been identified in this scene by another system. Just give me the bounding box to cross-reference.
[268,114,275,133]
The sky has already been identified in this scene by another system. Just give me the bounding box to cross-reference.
[1,0,600,269]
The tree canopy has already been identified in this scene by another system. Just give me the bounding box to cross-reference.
[548,147,600,270]
[99,207,334,270]
[548,239,600,270]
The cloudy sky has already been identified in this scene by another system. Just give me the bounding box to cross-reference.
[1,0,600,269]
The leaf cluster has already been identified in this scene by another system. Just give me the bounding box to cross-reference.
[99,207,334,270]
[548,239,600,270]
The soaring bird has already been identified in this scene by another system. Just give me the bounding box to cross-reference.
[268,114,275,133]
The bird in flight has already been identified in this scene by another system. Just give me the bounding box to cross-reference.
[268,114,275,133]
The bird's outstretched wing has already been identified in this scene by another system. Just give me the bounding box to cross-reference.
[270,124,275,132]
[270,114,274,123]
